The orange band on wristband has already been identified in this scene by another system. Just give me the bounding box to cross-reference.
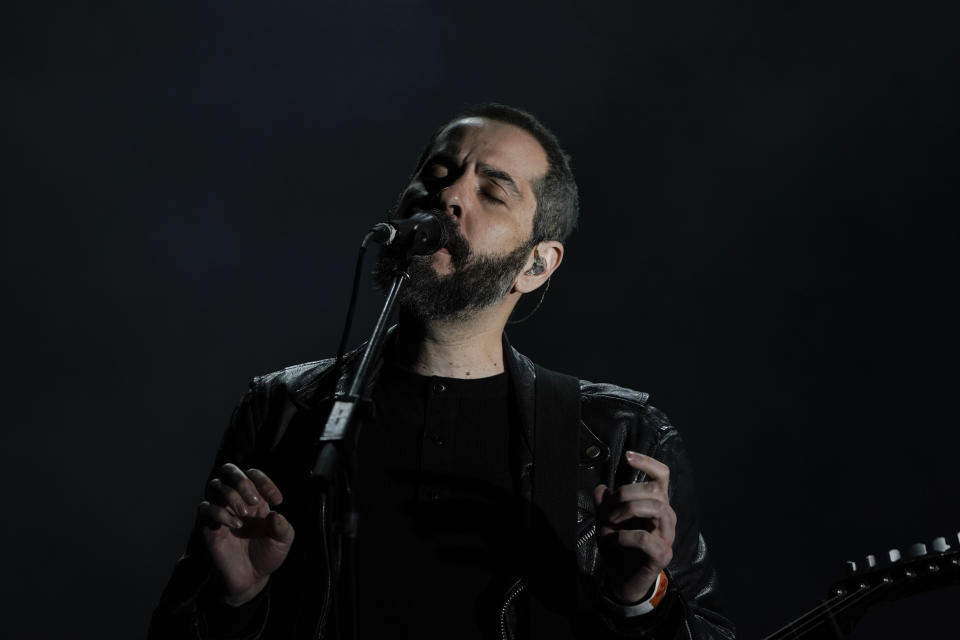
[649,571,669,608]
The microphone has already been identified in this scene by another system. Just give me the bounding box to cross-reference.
[367,210,448,256]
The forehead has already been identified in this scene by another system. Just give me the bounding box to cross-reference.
[430,118,549,187]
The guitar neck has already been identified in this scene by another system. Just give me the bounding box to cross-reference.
[763,536,960,639]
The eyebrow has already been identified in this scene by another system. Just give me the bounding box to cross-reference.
[477,162,521,198]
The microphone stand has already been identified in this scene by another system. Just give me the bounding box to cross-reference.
[312,268,409,640]
[310,209,444,639]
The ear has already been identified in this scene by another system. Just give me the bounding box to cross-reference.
[513,241,564,294]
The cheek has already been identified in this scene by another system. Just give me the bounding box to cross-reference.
[462,213,532,254]
[491,225,527,249]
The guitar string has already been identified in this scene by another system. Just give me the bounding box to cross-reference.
[760,581,872,640]
[762,582,887,640]
[780,583,887,639]
[764,550,956,639]
[763,581,886,638]
[761,592,846,640]
[764,585,882,640]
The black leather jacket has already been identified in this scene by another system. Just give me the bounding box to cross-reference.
[149,335,735,639]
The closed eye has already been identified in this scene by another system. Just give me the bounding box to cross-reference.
[480,190,505,205]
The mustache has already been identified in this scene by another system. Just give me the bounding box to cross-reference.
[435,211,470,267]
[376,208,471,269]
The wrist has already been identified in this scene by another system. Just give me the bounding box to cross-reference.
[602,570,669,617]
[222,576,270,607]
[605,571,658,605]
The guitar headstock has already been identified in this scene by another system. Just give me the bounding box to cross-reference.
[764,532,960,639]
[827,533,960,630]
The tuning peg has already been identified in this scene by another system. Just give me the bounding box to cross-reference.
[932,537,951,553]
[908,543,928,558]
[865,554,877,568]
[845,560,857,574]
[887,548,901,563]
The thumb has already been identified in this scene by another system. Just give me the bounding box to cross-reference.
[593,484,608,506]
[266,511,295,545]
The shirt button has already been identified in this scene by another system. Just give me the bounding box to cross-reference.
[429,433,445,446]
[585,445,601,459]
[433,381,446,393]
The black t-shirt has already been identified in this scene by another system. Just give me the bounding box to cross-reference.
[355,356,524,639]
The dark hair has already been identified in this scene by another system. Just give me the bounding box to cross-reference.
[415,103,579,245]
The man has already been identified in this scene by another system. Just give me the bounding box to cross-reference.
[150,104,735,639]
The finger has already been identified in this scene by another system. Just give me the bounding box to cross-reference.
[599,515,674,545]
[198,500,243,530]
[607,503,678,546]
[607,498,671,527]
[594,484,622,522]
[610,481,665,504]
[624,451,670,494]
[593,484,608,507]
[246,468,283,506]
[206,477,250,517]
[219,463,263,506]
[266,511,295,544]
[608,529,674,567]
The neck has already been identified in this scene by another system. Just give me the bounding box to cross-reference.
[392,305,514,378]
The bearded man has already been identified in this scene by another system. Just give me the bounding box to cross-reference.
[149,104,736,639]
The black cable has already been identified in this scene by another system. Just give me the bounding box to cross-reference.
[507,277,551,324]
[333,232,375,386]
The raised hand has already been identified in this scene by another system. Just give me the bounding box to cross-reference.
[197,463,295,605]
[593,451,677,603]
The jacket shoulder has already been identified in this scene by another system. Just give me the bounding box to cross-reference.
[251,358,335,390]
[580,379,673,424]
[580,379,650,408]
[245,358,338,407]
[578,378,677,447]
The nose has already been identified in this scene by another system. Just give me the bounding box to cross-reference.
[438,173,471,222]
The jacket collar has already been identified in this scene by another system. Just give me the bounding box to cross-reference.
[501,331,537,456]
[287,326,540,499]
[289,326,538,428]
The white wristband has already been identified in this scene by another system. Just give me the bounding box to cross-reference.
[602,571,666,618]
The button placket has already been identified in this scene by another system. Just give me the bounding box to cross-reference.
[419,377,451,501]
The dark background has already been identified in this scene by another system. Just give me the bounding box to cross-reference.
[4,1,959,638]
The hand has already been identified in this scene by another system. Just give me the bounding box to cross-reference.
[197,463,295,606]
[593,451,676,603]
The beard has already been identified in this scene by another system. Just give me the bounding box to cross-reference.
[373,214,533,322]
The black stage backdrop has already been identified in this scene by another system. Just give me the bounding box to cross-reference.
[4,2,959,638]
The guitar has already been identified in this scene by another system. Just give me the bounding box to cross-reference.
[762,533,960,639]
